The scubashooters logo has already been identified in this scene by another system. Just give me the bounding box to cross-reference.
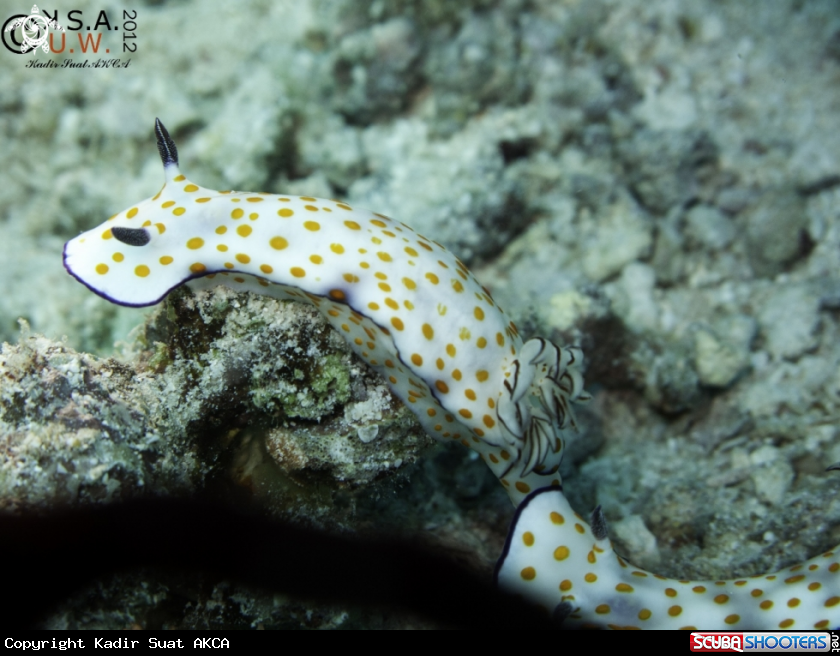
[2,4,137,63]
[3,5,64,54]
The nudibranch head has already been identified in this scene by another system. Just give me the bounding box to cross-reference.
[62,196,211,308]
[63,119,212,307]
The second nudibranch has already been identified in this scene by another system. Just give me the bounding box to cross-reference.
[496,487,840,630]
[63,119,590,505]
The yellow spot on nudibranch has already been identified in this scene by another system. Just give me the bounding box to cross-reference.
[520,567,536,581]
[190,263,206,273]
[270,237,289,250]
[278,208,294,218]
[126,208,138,219]
[184,184,198,192]
[237,225,252,237]
[173,207,186,216]
[187,237,204,250]
[159,256,173,265]
[135,265,150,277]
[231,208,244,219]
[95,263,109,275]
[236,254,250,264]
[112,252,124,262]
[304,221,320,231]
[290,267,305,278]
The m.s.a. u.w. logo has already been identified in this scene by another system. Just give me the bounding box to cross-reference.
[3,4,137,57]
[4,5,63,54]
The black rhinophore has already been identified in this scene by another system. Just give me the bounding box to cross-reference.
[155,118,179,168]
[589,504,609,541]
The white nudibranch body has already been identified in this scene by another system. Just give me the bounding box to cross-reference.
[63,120,839,630]
[496,488,840,630]
[63,119,590,505]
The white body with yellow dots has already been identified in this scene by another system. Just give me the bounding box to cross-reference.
[65,120,840,629]
[496,487,840,630]
[63,119,590,505]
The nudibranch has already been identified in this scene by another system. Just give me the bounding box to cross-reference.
[63,119,590,505]
[496,487,840,630]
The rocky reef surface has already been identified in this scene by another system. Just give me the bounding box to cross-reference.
[0,0,839,629]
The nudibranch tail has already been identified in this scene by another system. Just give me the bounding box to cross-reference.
[496,487,840,630]
[63,119,590,506]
